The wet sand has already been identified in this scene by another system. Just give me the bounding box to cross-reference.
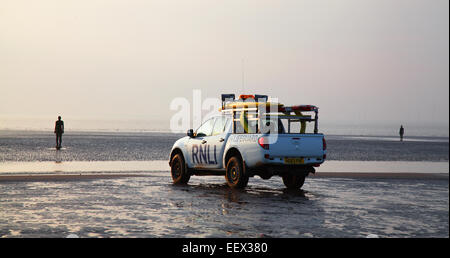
[0,171,447,238]
[311,172,448,179]
[1,132,447,238]
[0,173,147,182]
[0,171,447,182]
[1,160,447,237]
[1,131,448,162]
[0,160,448,180]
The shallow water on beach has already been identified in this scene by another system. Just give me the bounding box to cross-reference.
[0,131,448,238]
[0,173,448,238]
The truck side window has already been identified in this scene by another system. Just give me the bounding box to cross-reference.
[224,117,231,132]
[233,111,257,134]
[212,116,226,136]
[195,118,215,137]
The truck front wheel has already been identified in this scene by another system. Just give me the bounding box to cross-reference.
[225,156,249,189]
[171,154,190,185]
[282,174,306,189]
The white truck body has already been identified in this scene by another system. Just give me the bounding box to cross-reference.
[170,115,326,175]
[169,94,326,189]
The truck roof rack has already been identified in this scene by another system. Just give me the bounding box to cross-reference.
[220,93,320,134]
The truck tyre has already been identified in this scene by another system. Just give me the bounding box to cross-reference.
[282,174,306,189]
[171,154,190,184]
[225,156,249,189]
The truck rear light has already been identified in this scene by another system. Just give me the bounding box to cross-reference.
[323,154,327,160]
[322,138,327,150]
[264,154,270,159]
[258,137,270,150]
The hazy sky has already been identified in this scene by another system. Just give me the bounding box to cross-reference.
[1,0,448,131]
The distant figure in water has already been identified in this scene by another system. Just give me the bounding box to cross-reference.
[399,125,404,142]
[54,116,64,149]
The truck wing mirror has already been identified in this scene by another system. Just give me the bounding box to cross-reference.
[187,129,195,138]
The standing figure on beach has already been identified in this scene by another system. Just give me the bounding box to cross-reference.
[54,116,64,149]
[399,125,404,142]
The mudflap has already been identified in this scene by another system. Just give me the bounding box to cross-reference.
[307,166,316,176]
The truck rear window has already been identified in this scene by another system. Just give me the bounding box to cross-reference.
[233,114,315,134]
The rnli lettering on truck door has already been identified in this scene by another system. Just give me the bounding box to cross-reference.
[192,144,218,164]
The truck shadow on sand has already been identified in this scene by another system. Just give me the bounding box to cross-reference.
[168,183,328,237]
[170,182,312,204]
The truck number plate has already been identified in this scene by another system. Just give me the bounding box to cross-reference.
[284,157,304,165]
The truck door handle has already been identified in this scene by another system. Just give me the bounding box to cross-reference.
[201,140,207,144]
[219,138,224,142]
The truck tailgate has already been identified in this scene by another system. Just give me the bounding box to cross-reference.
[266,134,324,158]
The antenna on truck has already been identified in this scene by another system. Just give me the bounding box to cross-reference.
[241,58,245,94]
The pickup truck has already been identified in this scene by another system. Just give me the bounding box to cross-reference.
[169,94,327,189]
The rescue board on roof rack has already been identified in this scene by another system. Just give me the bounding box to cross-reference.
[168,93,327,190]
[220,94,277,110]
[221,94,318,113]
[222,102,282,110]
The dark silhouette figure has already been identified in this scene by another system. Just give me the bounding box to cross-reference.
[54,116,64,149]
[399,125,404,142]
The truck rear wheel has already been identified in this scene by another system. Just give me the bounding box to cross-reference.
[282,174,306,189]
[225,156,249,189]
[171,154,190,184]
